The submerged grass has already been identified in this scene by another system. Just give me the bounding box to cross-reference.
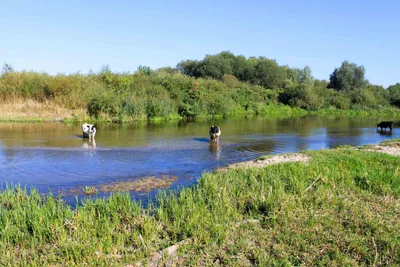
[0,148,399,265]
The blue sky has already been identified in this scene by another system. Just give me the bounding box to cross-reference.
[1,0,399,87]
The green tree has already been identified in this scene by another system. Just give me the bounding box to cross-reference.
[253,57,286,89]
[155,67,180,74]
[233,55,251,81]
[279,67,323,110]
[202,52,235,79]
[388,83,400,107]
[282,66,301,86]
[137,65,153,76]
[328,61,368,91]
[298,66,314,87]
[177,60,204,78]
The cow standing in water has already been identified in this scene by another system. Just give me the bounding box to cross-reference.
[209,125,221,141]
[82,123,97,139]
[377,121,394,132]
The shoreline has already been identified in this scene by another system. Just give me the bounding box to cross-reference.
[0,110,400,124]
[0,100,400,123]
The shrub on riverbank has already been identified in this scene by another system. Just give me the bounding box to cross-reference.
[1,53,400,122]
[0,145,399,265]
[0,69,300,121]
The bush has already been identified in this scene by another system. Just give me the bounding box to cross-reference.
[87,92,119,119]
[327,90,351,109]
[1,58,399,121]
[388,83,400,107]
[280,85,323,110]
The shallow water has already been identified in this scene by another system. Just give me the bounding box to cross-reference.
[0,116,398,204]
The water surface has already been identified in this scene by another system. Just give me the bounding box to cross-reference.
[0,116,398,203]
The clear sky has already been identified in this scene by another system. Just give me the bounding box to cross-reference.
[1,0,399,87]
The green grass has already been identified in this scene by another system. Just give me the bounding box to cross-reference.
[310,107,400,118]
[2,104,400,123]
[0,148,399,265]
[82,186,98,196]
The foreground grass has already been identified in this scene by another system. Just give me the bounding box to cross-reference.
[0,147,399,265]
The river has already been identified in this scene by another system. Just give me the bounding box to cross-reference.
[0,116,397,204]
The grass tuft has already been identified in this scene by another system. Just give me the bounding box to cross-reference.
[82,186,98,195]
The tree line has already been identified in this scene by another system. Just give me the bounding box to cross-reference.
[177,51,400,110]
[1,52,400,121]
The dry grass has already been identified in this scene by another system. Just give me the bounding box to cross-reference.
[0,99,86,121]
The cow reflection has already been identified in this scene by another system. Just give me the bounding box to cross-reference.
[209,141,221,160]
[376,129,393,136]
[82,139,96,149]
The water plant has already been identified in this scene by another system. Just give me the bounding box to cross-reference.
[82,185,98,195]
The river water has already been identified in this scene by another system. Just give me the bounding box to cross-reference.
[0,116,398,204]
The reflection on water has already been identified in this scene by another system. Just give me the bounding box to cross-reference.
[82,139,96,149]
[209,141,221,160]
[377,129,393,136]
[0,116,399,204]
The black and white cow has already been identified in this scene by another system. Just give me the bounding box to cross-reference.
[82,123,97,139]
[209,125,221,141]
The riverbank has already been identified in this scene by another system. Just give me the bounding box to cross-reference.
[1,100,400,123]
[2,67,400,123]
[0,100,308,122]
[0,139,399,265]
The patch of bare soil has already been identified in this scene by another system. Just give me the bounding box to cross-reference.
[218,153,311,172]
[361,145,400,156]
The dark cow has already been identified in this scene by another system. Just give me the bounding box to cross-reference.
[377,121,394,131]
[209,125,221,141]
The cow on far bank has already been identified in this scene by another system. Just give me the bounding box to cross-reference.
[377,121,394,131]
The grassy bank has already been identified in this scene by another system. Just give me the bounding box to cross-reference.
[310,106,400,118]
[2,100,400,123]
[0,141,399,265]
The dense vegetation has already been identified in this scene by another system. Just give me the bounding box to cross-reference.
[0,142,399,265]
[178,52,399,111]
[1,52,400,122]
